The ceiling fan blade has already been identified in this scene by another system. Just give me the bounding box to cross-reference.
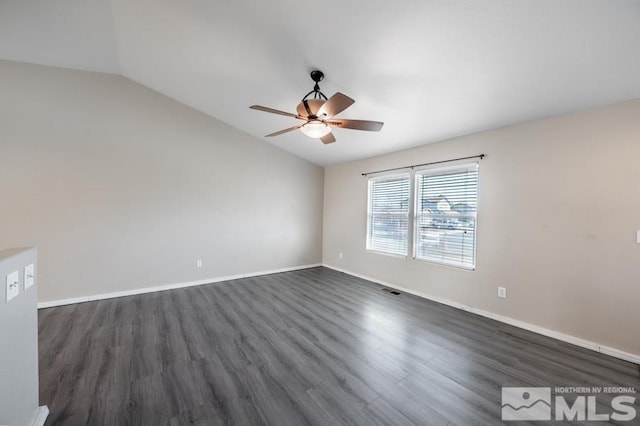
[250,105,303,119]
[326,119,384,132]
[265,124,303,137]
[320,132,336,144]
[317,92,355,118]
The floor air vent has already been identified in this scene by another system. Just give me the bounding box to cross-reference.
[381,288,401,295]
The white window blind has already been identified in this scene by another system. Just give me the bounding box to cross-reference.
[414,164,478,269]
[367,174,410,256]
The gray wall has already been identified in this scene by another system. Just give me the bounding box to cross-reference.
[0,60,324,303]
[323,100,640,357]
[0,248,39,426]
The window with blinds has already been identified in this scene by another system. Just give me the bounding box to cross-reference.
[414,164,478,269]
[367,174,410,256]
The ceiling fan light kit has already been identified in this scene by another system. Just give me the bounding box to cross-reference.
[250,70,383,144]
[300,121,331,138]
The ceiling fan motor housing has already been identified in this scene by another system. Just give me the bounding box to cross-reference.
[296,99,325,118]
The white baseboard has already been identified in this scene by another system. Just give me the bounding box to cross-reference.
[31,406,49,426]
[323,263,640,365]
[37,263,322,309]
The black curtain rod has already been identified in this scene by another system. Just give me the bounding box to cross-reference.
[361,154,485,176]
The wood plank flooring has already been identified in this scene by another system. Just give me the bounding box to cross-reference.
[39,267,640,425]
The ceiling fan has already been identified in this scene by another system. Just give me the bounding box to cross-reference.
[250,70,383,144]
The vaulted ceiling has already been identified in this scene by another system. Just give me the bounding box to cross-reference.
[2,0,640,166]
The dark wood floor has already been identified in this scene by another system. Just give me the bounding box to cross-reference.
[39,267,639,425]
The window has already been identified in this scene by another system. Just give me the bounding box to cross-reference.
[366,162,479,269]
[367,174,410,256]
[415,164,478,269]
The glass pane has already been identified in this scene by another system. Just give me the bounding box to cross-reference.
[415,219,475,267]
[415,166,478,268]
[368,175,410,256]
[369,214,408,256]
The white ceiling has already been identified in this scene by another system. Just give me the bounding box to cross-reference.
[0,0,120,74]
[2,0,640,166]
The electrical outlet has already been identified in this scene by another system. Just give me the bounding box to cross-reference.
[24,264,35,290]
[196,259,203,268]
[6,270,19,302]
[339,252,343,260]
[636,230,640,244]
[498,286,507,299]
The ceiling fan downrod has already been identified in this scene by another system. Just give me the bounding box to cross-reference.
[302,70,328,101]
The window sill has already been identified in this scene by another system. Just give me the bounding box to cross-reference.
[413,256,475,271]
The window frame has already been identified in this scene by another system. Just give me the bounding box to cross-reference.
[365,162,479,270]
